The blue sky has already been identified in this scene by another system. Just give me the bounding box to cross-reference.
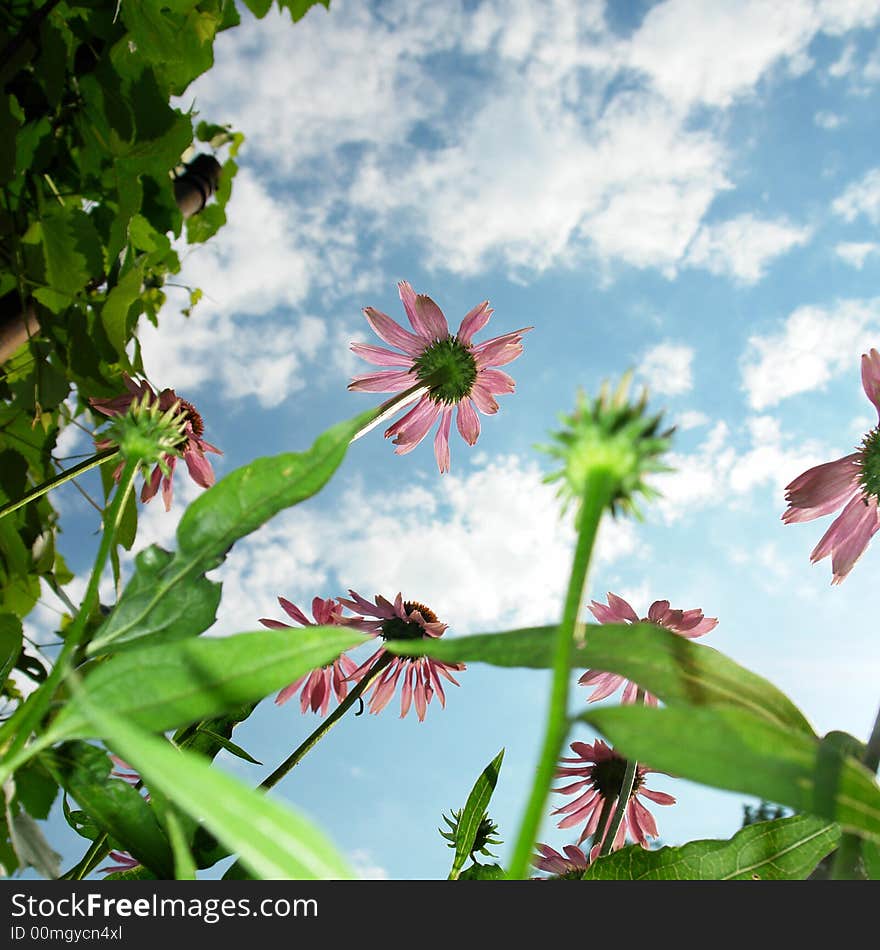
[25,0,880,879]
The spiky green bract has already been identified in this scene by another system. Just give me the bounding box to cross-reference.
[541,372,674,518]
[440,808,503,861]
[104,392,188,475]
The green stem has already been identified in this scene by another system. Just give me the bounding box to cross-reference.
[350,383,428,443]
[600,760,637,857]
[0,448,118,521]
[830,702,880,880]
[598,687,644,859]
[0,459,138,775]
[60,832,110,881]
[260,653,393,791]
[507,470,616,880]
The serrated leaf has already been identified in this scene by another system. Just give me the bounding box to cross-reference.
[39,205,102,300]
[386,623,813,735]
[582,814,839,880]
[50,626,369,740]
[87,408,375,655]
[448,749,504,880]
[83,704,354,880]
[580,705,880,843]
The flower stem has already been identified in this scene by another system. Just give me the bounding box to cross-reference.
[0,459,139,774]
[0,448,119,521]
[349,384,428,443]
[259,653,393,791]
[507,469,616,880]
[60,833,110,881]
[598,687,644,859]
[830,701,880,880]
[600,761,637,858]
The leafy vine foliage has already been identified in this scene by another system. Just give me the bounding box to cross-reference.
[0,0,326,879]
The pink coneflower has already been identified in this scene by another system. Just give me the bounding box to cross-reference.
[348,281,531,473]
[782,349,880,583]
[100,851,141,876]
[90,374,221,510]
[533,843,590,878]
[259,596,366,715]
[338,590,465,721]
[553,739,675,860]
[580,592,718,706]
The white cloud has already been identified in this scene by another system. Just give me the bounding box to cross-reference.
[675,410,710,430]
[652,414,826,522]
[832,167,880,224]
[624,0,817,109]
[349,849,389,881]
[835,241,880,268]
[205,454,642,638]
[638,341,694,396]
[740,297,880,410]
[814,110,844,129]
[175,0,873,287]
[685,214,812,283]
[829,41,858,77]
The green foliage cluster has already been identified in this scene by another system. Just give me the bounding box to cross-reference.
[0,0,327,879]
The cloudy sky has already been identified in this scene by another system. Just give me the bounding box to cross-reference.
[35,0,880,879]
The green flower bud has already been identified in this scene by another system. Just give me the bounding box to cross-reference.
[542,372,674,518]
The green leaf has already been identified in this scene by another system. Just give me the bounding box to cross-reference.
[582,814,839,880]
[387,622,813,734]
[82,705,354,880]
[12,760,59,820]
[448,749,504,880]
[458,863,506,880]
[863,839,880,879]
[101,263,143,360]
[50,626,369,739]
[580,705,880,843]
[162,808,197,881]
[39,205,103,303]
[0,612,23,684]
[50,742,174,878]
[275,0,331,22]
[0,95,22,186]
[243,0,273,16]
[87,408,375,655]
[197,730,262,766]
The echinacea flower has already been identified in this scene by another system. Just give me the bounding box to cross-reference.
[553,739,675,860]
[90,374,221,510]
[580,592,717,706]
[338,590,465,721]
[348,281,531,473]
[533,843,589,878]
[259,596,365,715]
[100,851,141,876]
[782,348,880,583]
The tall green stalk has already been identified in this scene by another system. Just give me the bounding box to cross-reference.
[507,470,616,880]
